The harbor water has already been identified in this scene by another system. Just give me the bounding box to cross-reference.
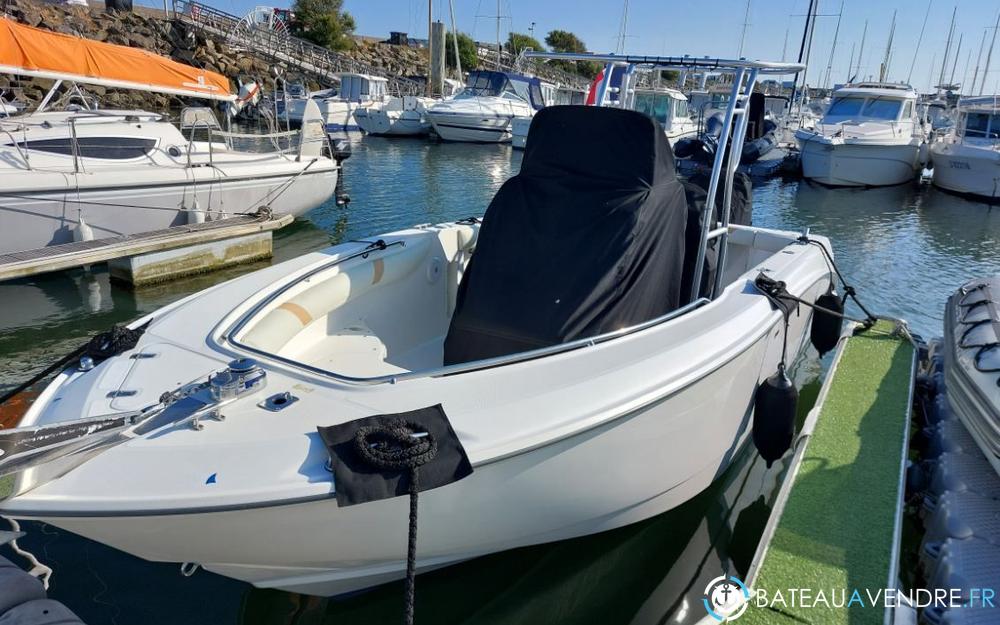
[2,135,1000,624]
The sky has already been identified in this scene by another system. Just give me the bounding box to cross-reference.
[206,0,1000,94]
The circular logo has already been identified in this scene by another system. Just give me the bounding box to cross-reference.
[703,575,750,621]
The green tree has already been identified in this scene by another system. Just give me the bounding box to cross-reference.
[291,0,355,51]
[445,31,478,72]
[545,30,587,53]
[544,29,599,79]
[506,32,544,56]
[660,70,681,83]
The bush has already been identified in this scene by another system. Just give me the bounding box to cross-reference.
[445,31,478,72]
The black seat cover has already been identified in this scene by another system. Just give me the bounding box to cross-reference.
[443,106,689,365]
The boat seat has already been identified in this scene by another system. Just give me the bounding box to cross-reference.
[241,237,432,354]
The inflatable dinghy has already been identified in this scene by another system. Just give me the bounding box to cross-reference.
[944,277,1000,477]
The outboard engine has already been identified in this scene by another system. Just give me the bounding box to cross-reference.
[330,138,352,206]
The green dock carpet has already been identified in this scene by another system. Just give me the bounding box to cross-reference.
[744,321,913,625]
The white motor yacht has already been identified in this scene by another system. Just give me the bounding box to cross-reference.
[796,82,927,187]
[355,80,462,137]
[0,54,830,599]
[426,70,542,143]
[929,96,1000,200]
[283,73,390,132]
[0,19,338,258]
[354,96,435,137]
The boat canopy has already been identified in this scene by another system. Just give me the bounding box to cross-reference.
[0,18,233,101]
[443,106,689,364]
[463,70,545,110]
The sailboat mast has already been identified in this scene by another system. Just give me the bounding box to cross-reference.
[737,0,752,58]
[846,42,855,82]
[961,47,972,94]
[938,6,957,90]
[799,1,818,112]
[427,0,433,96]
[781,26,789,62]
[823,0,844,90]
[789,0,815,110]
[972,29,987,94]
[855,20,867,78]
[948,34,963,86]
[617,0,631,54]
[880,10,896,82]
[907,0,932,84]
[448,0,462,80]
[495,0,501,70]
[981,11,1000,95]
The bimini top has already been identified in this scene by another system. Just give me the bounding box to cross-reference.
[0,18,233,101]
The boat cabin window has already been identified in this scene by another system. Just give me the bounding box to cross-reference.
[861,98,903,120]
[16,136,156,159]
[675,99,688,118]
[825,96,866,117]
[529,82,545,109]
[901,100,913,119]
[964,112,999,139]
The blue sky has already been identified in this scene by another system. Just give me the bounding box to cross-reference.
[210,0,1000,93]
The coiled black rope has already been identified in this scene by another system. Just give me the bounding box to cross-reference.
[354,420,438,625]
[0,321,149,407]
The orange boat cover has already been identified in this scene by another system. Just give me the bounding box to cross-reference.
[0,18,233,100]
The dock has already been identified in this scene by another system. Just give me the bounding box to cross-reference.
[744,321,915,624]
[0,212,292,285]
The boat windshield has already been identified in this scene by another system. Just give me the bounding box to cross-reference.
[462,71,513,98]
[964,112,1000,139]
[633,92,674,127]
[824,96,904,121]
[825,96,865,117]
[861,98,903,120]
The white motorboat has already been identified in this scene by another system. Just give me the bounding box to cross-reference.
[354,95,435,136]
[0,20,338,258]
[929,96,1000,200]
[795,82,927,187]
[630,86,698,145]
[0,55,832,599]
[283,73,390,132]
[426,70,542,143]
[355,80,463,137]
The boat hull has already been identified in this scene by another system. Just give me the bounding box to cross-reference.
[285,99,361,132]
[0,168,337,255]
[0,223,832,597]
[355,109,429,136]
[14,307,815,596]
[428,112,514,143]
[798,138,920,187]
[930,142,1000,200]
